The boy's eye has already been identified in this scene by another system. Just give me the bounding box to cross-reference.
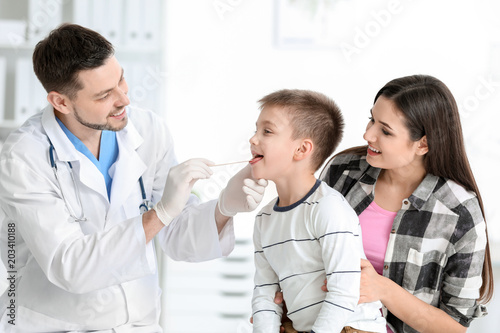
[368,116,374,123]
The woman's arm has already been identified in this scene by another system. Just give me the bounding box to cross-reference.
[359,259,467,333]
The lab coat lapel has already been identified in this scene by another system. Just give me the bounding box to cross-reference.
[42,106,108,200]
[107,119,146,224]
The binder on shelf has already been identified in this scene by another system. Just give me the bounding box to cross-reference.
[124,1,144,46]
[90,0,107,39]
[32,80,47,115]
[14,59,32,123]
[14,58,46,124]
[0,20,27,47]
[0,57,6,122]
[103,0,124,46]
[28,0,63,43]
[72,0,92,28]
[143,0,161,47]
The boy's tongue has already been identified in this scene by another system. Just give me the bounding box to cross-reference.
[249,155,263,165]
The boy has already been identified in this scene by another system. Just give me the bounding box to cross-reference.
[250,89,386,333]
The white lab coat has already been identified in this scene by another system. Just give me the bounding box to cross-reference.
[0,105,235,332]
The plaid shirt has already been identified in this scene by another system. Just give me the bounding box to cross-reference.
[320,153,487,333]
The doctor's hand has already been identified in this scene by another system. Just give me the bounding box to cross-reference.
[218,164,268,217]
[154,158,213,226]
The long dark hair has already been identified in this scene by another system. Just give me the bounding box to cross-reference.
[336,75,494,303]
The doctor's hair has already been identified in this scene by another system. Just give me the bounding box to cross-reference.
[258,89,344,171]
[33,23,115,100]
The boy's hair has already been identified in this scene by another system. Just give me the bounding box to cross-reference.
[258,89,344,171]
[33,23,115,100]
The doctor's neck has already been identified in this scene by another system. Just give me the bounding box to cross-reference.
[55,111,104,160]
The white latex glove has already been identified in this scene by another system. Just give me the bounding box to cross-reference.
[218,164,268,217]
[154,158,213,226]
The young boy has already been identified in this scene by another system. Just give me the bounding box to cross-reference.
[250,89,386,333]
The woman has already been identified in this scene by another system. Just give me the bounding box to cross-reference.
[273,75,493,333]
[318,74,493,333]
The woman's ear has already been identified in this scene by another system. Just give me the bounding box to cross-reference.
[416,135,429,155]
[47,91,71,114]
[293,139,314,161]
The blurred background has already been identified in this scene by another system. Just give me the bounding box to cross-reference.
[0,0,499,332]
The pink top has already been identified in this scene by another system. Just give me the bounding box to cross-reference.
[359,201,397,333]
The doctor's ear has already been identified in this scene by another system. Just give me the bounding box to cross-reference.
[293,139,313,161]
[47,91,71,114]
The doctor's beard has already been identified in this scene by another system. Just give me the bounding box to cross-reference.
[74,106,128,132]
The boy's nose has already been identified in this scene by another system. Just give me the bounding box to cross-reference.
[249,133,257,144]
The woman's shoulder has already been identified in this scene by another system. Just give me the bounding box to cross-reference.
[435,177,482,219]
[415,175,484,231]
[320,150,371,182]
[421,175,479,208]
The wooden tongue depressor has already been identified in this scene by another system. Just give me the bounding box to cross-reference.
[210,160,249,167]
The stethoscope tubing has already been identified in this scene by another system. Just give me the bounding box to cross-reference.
[48,139,151,222]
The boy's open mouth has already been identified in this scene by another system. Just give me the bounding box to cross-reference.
[249,153,264,165]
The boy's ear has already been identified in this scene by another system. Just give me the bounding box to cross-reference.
[293,139,313,161]
[47,91,71,115]
[416,135,428,156]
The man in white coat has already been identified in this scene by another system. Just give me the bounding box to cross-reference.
[0,24,267,332]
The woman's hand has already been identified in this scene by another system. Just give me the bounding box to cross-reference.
[359,259,385,304]
[321,259,386,303]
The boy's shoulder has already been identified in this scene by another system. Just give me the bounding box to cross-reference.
[255,197,277,218]
[305,181,356,218]
[310,181,359,230]
[315,181,355,209]
[255,181,346,215]
[315,180,345,200]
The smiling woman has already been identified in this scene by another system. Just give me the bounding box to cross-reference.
[320,74,493,333]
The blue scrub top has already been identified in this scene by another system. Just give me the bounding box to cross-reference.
[56,118,119,199]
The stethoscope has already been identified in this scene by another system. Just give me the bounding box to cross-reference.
[48,139,152,222]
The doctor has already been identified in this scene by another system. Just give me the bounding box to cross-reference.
[0,24,267,332]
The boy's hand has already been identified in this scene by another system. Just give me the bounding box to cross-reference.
[321,278,328,292]
[249,290,294,333]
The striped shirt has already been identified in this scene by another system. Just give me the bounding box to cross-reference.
[251,180,386,333]
[320,154,488,333]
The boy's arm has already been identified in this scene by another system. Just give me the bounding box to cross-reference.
[311,194,362,332]
[252,218,283,332]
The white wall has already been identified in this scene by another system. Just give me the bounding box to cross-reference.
[162,0,500,331]
[163,0,500,245]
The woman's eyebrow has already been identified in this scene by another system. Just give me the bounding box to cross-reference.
[371,109,394,131]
